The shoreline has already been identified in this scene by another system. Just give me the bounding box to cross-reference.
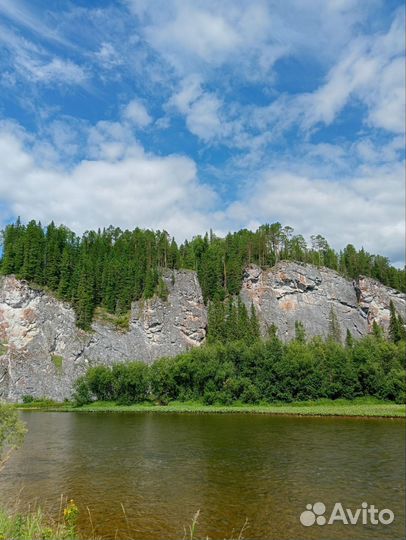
[15,399,406,418]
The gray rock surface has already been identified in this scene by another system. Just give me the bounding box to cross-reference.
[0,262,404,402]
[240,262,405,341]
[0,270,206,402]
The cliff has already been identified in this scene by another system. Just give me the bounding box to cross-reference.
[0,262,404,402]
[0,270,206,402]
[240,262,405,340]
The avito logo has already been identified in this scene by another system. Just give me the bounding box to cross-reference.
[300,502,394,527]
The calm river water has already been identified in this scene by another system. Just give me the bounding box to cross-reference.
[0,412,404,539]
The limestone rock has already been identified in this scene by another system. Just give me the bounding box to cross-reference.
[0,262,404,402]
[0,270,206,402]
[240,262,405,341]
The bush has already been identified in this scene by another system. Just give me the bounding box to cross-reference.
[112,362,149,404]
[73,333,406,406]
[72,376,92,406]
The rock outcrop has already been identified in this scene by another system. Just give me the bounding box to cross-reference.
[0,262,404,402]
[0,270,206,402]
[240,262,405,341]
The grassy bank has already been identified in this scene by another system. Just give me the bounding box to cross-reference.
[17,397,405,417]
[0,500,80,540]
[0,504,239,540]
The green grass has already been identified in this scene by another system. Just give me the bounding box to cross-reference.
[0,342,8,356]
[51,355,63,373]
[93,307,131,332]
[0,505,80,540]
[0,501,241,540]
[17,397,405,417]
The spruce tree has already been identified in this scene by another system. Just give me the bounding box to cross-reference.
[345,328,354,348]
[250,303,261,341]
[372,321,383,340]
[294,320,306,343]
[328,307,342,342]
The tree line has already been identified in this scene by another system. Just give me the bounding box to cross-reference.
[73,331,406,406]
[1,219,405,330]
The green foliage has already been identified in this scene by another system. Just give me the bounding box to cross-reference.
[94,307,130,332]
[294,321,306,343]
[2,219,404,332]
[0,403,26,471]
[328,307,342,342]
[72,376,92,407]
[51,355,63,373]
[157,277,169,301]
[207,297,261,344]
[389,300,406,343]
[74,333,406,407]
[0,342,7,356]
[112,362,149,404]
[0,501,79,540]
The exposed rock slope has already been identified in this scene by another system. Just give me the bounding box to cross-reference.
[240,262,405,341]
[0,270,206,402]
[0,262,404,401]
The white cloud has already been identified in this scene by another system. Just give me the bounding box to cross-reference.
[94,42,122,69]
[255,7,405,137]
[0,121,404,264]
[167,75,226,141]
[0,0,71,46]
[0,124,216,240]
[123,99,152,127]
[0,24,88,86]
[224,158,405,264]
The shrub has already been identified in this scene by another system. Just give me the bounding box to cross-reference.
[73,333,406,406]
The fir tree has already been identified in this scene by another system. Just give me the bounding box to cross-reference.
[250,303,261,341]
[328,307,342,342]
[294,320,306,343]
[345,329,354,348]
[389,301,406,343]
[372,321,384,340]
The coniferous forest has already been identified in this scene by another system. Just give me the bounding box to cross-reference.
[1,219,405,331]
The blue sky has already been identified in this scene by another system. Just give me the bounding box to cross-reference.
[0,0,404,265]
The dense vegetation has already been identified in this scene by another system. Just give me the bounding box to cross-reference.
[0,403,26,472]
[1,219,404,330]
[73,330,406,406]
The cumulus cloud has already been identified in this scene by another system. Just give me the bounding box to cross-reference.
[0,121,404,264]
[0,124,216,240]
[224,159,405,265]
[123,99,152,127]
[253,7,405,137]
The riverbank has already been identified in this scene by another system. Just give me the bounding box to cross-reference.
[16,397,405,417]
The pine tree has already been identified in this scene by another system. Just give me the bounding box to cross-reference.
[328,307,342,342]
[75,259,95,330]
[345,329,354,348]
[21,221,44,283]
[58,246,73,299]
[207,299,225,344]
[294,320,306,343]
[250,303,261,341]
[389,301,406,343]
[372,320,384,340]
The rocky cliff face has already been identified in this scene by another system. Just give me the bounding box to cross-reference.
[240,262,405,341]
[0,270,206,402]
[0,262,404,402]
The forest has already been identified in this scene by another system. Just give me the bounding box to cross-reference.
[73,330,406,406]
[1,219,405,330]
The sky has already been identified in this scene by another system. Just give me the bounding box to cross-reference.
[0,0,404,265]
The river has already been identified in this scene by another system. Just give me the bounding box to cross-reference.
[0,412,404,539]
